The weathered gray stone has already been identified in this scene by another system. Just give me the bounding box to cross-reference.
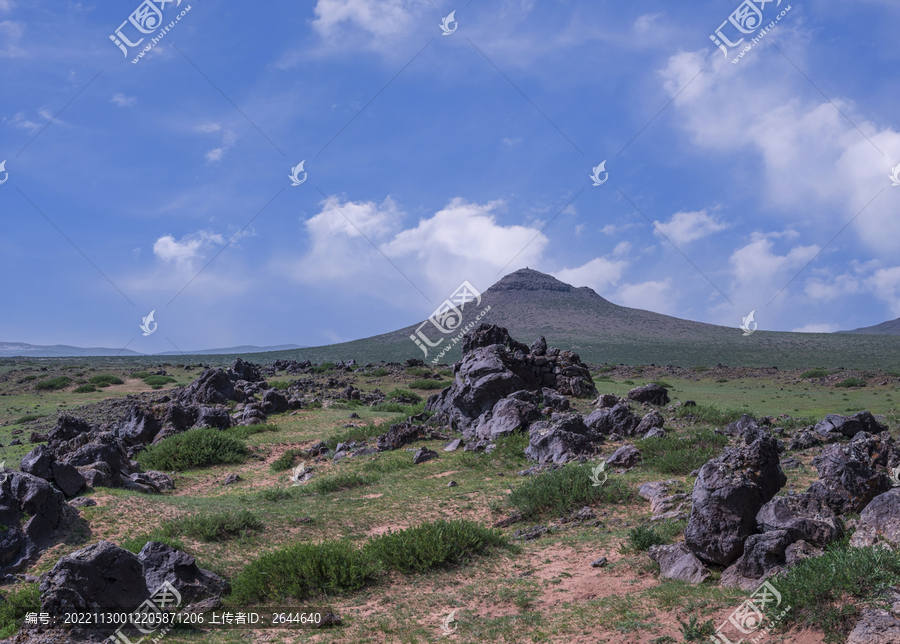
[647,543,709,584]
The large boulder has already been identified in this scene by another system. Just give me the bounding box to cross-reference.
[138,542,229,603]
[605,444,641,469]
[50,463,86,498]
[469,391,543,441]
[59,433,130,481]
[426,325,596,432]
[0,471,76,575]
[524,413,600,464]
[194,406,232,430]
[376,423,430,451]
[262,389,289,414]
[115,405,160,446]
[647,543,709,584]
[228,358,262,383]
[48,415,92,444]
[179,368,236,405]
[755,493,842,547]
[40,541,149,614]
[636,410,664,434]
[814,411,887,438]
[847,608,900,644]
[20,445,55,480]
[627,384,669,406]
[806,435,893,515]
[850,488,900,549]
[719,530,792,591]
[684,434,786,566]
[584,403,640,436]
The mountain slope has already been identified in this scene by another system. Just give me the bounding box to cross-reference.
[837,318,900,335]
[240,269,900,369]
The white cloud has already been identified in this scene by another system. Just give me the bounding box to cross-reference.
[727,232,820,309]
[653,209,728,245]
[554,257,628,293]
[792,323,839,333]
[7,111,40,131]
[206,148,225,162]
[0,1,16,13]
[615,279,679,315]
[195,123,221,133]
[634,13,662,34]
[111,93,136,107]
[312,0,420,38]
[0,20,24,57]
[153,231,224,268]
[867,267,900,317]
[502,137,523,148]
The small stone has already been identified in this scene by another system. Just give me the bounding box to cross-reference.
[443,439,463,452]
[590,557,608,568]
[413,447,438,464]
[447,480,458,487]
[69,497,97,508]
[316,613,341,628]
[223,473,242,485]
[349,412,360,418]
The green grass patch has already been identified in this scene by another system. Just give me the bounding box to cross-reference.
[324,421,381,451]
[673,403,747,425]
[408,379,445,390]
[230,539,381,602]
[370,401,427,415]
[690,366,710,372]
[12,414,46,424]
[835,377,866,388]
[136,429,248,471]
[772,540,900,640]
[650,380,673,389]
[270,449,304,473]
[161,510,262,542]
[131,371,152,379]
[223,424,278,440]
[363,520,515,574]
[73,384,98,393]
[308,472,376,493]
[385,388,422,403]
[364,368,390,377]
[120,530,185,554]
[34,376,71,391]
[143,375,177,387]
[268,380,293,390]
[89,374,124,387]
[678,615,716,641]
[0,584,40,638]
[507,464,633,519]
[800,368,831,379]
[637,429,729,475]
[621,521,686,553]
[18,375,39,382]
[405,367,434,378]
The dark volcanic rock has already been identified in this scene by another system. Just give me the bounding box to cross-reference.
[806,435,893,515]
[684,434,786,566]
[139,542,229,603]
[636,410,664,434]
[647,543,710,584]
[413,448,438,464]
[584,403,640,436]
[262,389,289,414]
[605,444,641,469]
[376,423,429,451]
[194,406,232,430]
[627,384,669,406]
[756,493,842,546]
[179,368,236,405]
[847,608,900,644]
[470,391,543,441]
[48,415,92,444]
[229,358,262,383]
[814,411,887,438]
[50,463,85,498]
[720,530,792,591]
[850,488,900,549]
[524,413,599,464]
[115,405,160,446]
[40,541,149,614]
[20,445,55,480]
[59,433,130,481]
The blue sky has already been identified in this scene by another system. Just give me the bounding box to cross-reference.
[1,0,899,353]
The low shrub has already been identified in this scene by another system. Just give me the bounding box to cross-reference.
[0,584,41,638]
[364,368,390,377]
[131,371,152,379]
[507,464,633,519]
[161,510,262,542]
[89,374,124,387]
[405,367,434,378]
[836,377,866,388]
[308,473,375,493]
[34,376,71,391]
[621,522,685,552]
[137,429,248,471]
[13,414,46,424]
[385,388,422,403]
[120,531,184,554]
[324,422,381,451]
[73,385,97,393]
[801,368,831,379]
[678,615,716,641]
[673,403,746,426]
[409,379,445,390]
[270,449,304,473]
[268,380,292,390]
[230,539,380,602]
[363,520,515,574]
[651,380,673,389]
[690,366,710,372]
[143,375,177,387]
[637,429,729,475]
[370,401,427,415]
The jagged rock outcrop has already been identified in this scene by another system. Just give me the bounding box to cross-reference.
[524,413,600,464]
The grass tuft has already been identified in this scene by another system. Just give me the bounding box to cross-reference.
[0,584,41,638]
[161,510,263,542]
[34,376,71,391]
[835,377,866,388]
[408,379,446,390]
[89,374,124,387]
[637,429,729,475]
[308,472,375,493]
[507,464,633,519]
[137,428,248,471]
[800,368,831,379]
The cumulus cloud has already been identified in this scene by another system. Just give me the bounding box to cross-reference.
[312,0,421,38]
[615,279,679,315]
[554,257,628,293]
[792,323,839,333]
[111,93,136,107]
[0,20,24,57]
[153,231,225,269]
[654,209,729,245]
